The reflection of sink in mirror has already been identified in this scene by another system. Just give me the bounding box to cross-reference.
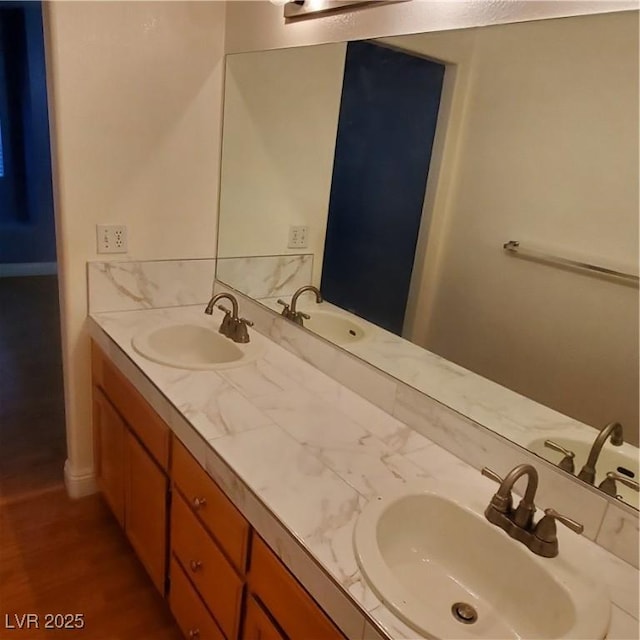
[132,322,264,370]
[303,310,367,344]
[354,485,610,640]
[528,436,639,509]
[260,298,370,345]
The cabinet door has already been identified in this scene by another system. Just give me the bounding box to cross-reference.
[93,387,125,526]
[242,596,285,640]
[125,429,168,594]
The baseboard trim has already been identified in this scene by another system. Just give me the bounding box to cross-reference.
[0,262,58,277]
[63,460,98,498]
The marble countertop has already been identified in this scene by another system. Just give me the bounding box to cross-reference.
[88,305,639,640]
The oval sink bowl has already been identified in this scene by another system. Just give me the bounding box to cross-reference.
[528,436,639,508]
[304,310,367,345]
[132,322,264,370]
[355,486,610,639]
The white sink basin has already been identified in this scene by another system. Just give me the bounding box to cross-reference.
[303,310,367,344]
[527,436,639,508]
[355,485,610,639]
[132,322,264,370]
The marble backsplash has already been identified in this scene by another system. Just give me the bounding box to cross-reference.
[87,255,312,314]
[87,259,217,313]
[216,254,313,300]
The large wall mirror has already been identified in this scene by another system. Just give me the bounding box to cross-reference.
[217,11,639,508]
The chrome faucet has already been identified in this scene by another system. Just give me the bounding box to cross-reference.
[577,422,624,485]
[277,285,323,326]
[204,292,253,343]
[482,464,583,557]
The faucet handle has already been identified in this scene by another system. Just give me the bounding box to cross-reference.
[296,311,311,320]
[215,305,233,337]
[598,471,639,497]
[481,467,503,484]
[532,508,583,558]
[231,317,253,344]
[276,299,292,319]
[538,508,584,536]
[544,440,576,473]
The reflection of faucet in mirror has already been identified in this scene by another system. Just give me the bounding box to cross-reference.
[204,292,254,343]
[482,465,583,557]
[277,285,323,326]
[577,422,624,485]
[544,440,576,473]
[598,471,639,498]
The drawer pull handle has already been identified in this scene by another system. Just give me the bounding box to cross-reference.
[188,629,200,639]
[190,560,203,572]
[192,497,207,510]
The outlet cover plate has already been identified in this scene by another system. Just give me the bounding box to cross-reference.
[288,225,309,249]
[96,224,128,254]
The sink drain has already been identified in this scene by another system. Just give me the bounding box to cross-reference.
[451,602,478,625]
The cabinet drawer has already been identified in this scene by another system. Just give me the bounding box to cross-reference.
[172,437,249,572]
[170,556,225,640]
[242,596,285,640]
[172,491,244,640]
[92,342,169,470]
[249,536,344,640]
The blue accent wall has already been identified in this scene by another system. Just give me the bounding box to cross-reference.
[320,41,445,335]
[0,2,56,264]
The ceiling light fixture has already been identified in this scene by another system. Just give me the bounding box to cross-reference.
[282,0,405,22]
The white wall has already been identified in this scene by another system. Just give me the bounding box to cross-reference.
[44,1,226,496]
[218,43,345,286]
[415,12,639,442]
[225,0,637,54]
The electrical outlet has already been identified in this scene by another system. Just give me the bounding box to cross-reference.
[288,225,309,249]
[97,224,128,254]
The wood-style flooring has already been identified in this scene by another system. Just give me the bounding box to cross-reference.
[0,276,181,639]
[0,276,66,501]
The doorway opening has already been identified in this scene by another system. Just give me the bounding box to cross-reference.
[0,1,65,503]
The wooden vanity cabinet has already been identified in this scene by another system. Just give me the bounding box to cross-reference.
[91,342,170,595]
[92,344,348,639]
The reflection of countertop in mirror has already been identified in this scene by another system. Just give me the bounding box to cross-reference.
[88,305,639,639]
[260,296,639,508]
